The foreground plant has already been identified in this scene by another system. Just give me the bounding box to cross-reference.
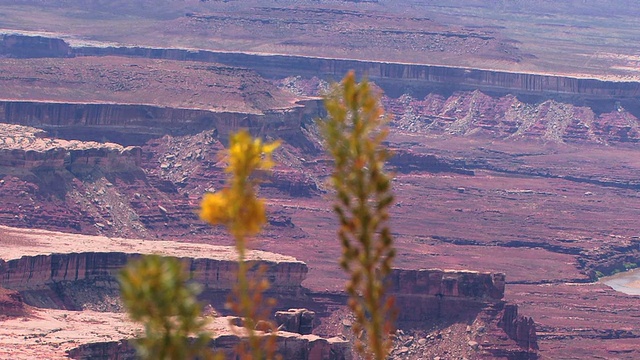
[118,255,218,360]
[320,71,397,360]
[200,129,280,360]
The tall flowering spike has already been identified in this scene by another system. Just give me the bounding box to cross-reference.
[199,129,281,360]
[319,71,397,360]
[199,129,280,238]
[200,189,232,226]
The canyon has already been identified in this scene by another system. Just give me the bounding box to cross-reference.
[0,1,639,359]
[0,225,534,359]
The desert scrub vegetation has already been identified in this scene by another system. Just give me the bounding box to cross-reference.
[320,71,397,360]
[118,255,219,360]
[119,72,396,359]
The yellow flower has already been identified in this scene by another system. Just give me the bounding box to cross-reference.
[200,190,232,226]
[233,196,266,237]
[200,129,279,238]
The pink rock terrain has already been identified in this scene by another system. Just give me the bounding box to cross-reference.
[1,4,640,357]
[0,224,533,359]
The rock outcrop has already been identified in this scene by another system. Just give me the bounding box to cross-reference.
[0,32,71,58]
[389,269,505,300]
[65,330,351,360]
[1,252,307,307]
[4,33,639,100]
[0,124,141,172]
[388,269,505,321]
[499,304,539,351]
[0,287,27,318]
[276,308,316,335]
[384,269,538,358]
[0,226,308,310]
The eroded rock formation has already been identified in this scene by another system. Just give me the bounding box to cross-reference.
[65,330,351,360]
[276,308,316,335]
[499,304,538,351]
[0,226,308,310]
[0,33,71,58]
[0,124,141,171]
[4,32,640,100]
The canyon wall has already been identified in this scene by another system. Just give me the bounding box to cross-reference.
[0,252,308,309]
[0,33,71,58]
[386,269,537,357]
[390,150,474,175]
[0,100,321,145]
[74,44,640,99]
[388,268,505,300]
[66,332,351,360]
[0,145,142,173]
[3,33,637,99]
[387,269,505,322]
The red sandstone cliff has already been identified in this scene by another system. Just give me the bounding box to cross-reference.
[1,240,307,310]
[4,33,639,99]
[75,43,640,98]
[0,33,71,58]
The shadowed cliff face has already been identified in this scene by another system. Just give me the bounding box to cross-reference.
[0,225,309,311]
[0,252,308,311]
[0,33,71,58]
[3,32,640,98]
[0,100,321,146]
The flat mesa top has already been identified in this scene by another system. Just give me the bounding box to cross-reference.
[0,56,301,114]
[0,225,303,264]
[0,309,231,359]
[0,124,129,152]
[2,1,640,80]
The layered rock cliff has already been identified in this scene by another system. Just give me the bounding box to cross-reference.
[65,332,351,360]
[0,54,319,146]
[4,33,640,100]
[0,124,141,171]
[351,269,538,359]
[0,226,308,310]
[69,41,640,98]
[0,32,71,58]
[0,100,320,146]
